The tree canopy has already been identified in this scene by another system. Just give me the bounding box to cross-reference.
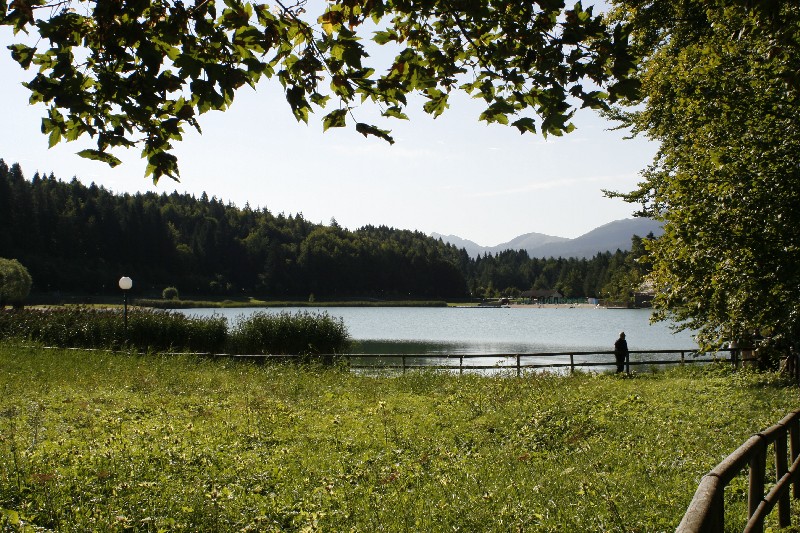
[607,0,800,350]
[2,0,637,181]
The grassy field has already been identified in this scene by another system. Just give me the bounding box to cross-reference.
[1,343,798,532]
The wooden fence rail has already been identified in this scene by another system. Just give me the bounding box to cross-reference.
[224,348,735,375]
[676,410,800,533]
[42,345,736,373]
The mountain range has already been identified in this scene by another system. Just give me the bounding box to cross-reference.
[432,218,663,259]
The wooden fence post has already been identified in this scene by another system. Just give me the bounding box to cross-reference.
[709,482,725,533]
[570,353,574,374]
[681,350,685,365]
[775,429,791,527]
[460,355,463,375]
[516,354,521,377]
[749,438,767,533]
[676,475,724,533]
[402,355,406,374]
[791,419,800,499]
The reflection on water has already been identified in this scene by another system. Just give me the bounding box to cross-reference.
[348,339,617,374]
[345,340,719,376]
[351,339,590,367]
[352,339,473,355]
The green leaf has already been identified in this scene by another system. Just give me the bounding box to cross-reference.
[322,109,347,131]
[382,106,409,120]
[310,93,330,107]
[511,117,537,134]
[341,43,364,69]
[372,31,396,45]
[77,150,123,167]
[422,89,449,117]
[8,44,35,68]
[355,123,394,144]
[144,151,180,183]
[47,127,61,148]
[285,86,310,123]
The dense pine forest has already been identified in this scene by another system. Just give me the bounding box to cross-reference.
[0,159,645,302]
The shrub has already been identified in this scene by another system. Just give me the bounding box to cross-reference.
[228,311,351,356]
[162,286,179,300]
[0,307,350,357]
[0,307,227,353]
[126,309,227,353]
[0,258,32,308]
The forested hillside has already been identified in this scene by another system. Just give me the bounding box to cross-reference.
[0,160,646,301]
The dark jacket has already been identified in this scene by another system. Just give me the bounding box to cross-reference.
[614,337,628,356]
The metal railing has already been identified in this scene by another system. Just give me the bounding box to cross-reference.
[676,410,800,533]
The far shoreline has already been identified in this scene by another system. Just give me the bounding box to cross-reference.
[510,303,601,309]
[19,299,641,311]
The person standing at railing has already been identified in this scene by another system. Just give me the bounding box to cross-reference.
[614,332,629,374]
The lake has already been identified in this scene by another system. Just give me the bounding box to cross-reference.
[180,306,697,356]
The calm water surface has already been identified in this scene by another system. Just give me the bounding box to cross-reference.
[181,306,696,355]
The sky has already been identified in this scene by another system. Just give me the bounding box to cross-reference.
[0,7,658,247]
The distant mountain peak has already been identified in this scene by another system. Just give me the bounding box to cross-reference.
[432,218,663,259]
[431,233,482,250]
[503,231,569,250]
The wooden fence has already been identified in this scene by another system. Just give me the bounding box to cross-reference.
[229,348,735,375]
[676,410,800,533]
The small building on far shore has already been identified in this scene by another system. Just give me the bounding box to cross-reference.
[519,289,564,305]
[634,279,656,308]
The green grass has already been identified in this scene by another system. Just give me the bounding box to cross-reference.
[1,342,798,531]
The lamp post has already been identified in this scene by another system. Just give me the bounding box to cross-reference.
[118,276,132,333]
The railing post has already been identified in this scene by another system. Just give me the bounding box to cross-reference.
[775,429,791,527]
[402,355,406,374]
[709,482,725,533]
[516,354,521,377]
[791,418,800,499]
[681,350,685,365]
[749,438,767,533]
[676,474,724,533]
[460,355,463,375]
[570,353,574,374]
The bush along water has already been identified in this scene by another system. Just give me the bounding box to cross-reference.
[0,307,227,352]
[228,310,351,358]
[0,307,350,356]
